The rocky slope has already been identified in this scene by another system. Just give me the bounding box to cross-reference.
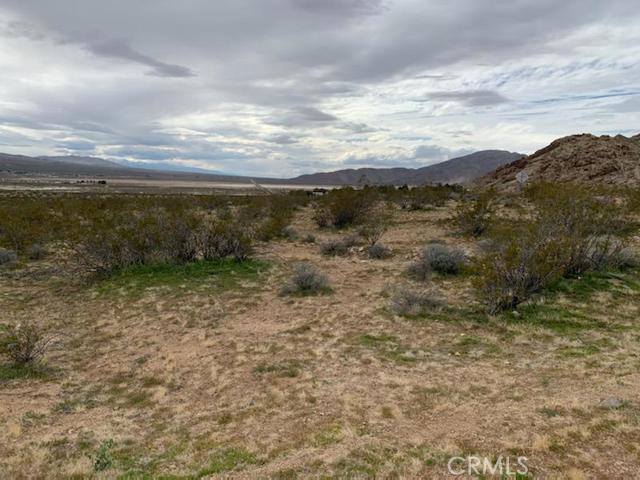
[484,133,640,190]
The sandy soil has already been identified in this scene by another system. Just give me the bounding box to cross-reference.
[1,204,639,479]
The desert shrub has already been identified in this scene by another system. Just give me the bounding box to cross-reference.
[475,182,633,315]
[474,223,565,314]
[454,189,497,237]
[0,198,54,252]
[0,247,17,267]
[615,247,639,269]
[368,242,391,259]
[408,244,465,280]
[247,195,297,241]
[280,263,331,295]
[301,233,316,244]
[0,322,52,366]
[389,286,443,316]
[526,182,628,277]
[476,238,499,254]
[197,213,254,262]
[27,243,48,260]
[320,235,359,257]
[358,204,392,246]
[399,186,452,210]
[76,207,202,273]
[281,226,299,241]
[313,187,377,229]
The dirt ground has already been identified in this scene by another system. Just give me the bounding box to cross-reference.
[1,203,640,479]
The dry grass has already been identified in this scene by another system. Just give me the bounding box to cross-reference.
[1,191,639,479]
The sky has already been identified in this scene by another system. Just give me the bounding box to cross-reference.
[0,0,639,177]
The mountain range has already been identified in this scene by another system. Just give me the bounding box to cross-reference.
[4,133,638,188]
[289,150,523,185]
[0,150,523,185]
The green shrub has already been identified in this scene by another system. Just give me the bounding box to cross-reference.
[473,223,564,314]
[454,189,497,237]
[526,182,628,277]
[399,186,452,210]
[313,188,377,229]
[197,212,254,262]
[475,183,631,313]
[358,204,392,246]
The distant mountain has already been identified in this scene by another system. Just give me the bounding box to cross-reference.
[37,155,123,169]
[289,150,523,185]
[483,133,640,190]
[114,159,226,175]
[0,152,258,184]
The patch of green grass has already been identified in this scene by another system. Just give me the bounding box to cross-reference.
[556,344,601,358]
[550,270,640,301]
[312,424,343,447]
[96,259,270,297]
[538,406,564,418]
[196,447,259,477]
[500,303,605,335]
[356,334,418,364]
[0,363,56,382]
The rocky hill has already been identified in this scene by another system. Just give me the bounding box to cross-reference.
[290,150,523,186]
[484,133,640,190]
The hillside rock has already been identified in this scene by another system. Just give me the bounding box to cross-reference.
[484,133,640,190]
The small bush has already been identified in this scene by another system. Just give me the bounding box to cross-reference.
[27,243,48,260]
[0,248,17,267]
[368,242,391,259]
[301,233,316,244]
[454,189,497,237]
[408,244,465,280]
[615,247,639,269]
[198,214,254,262]
[473,223,564,314]
[280,263,331,295]
[0,322,52,366]
[389,286,443,316]
[527,182,628,277]
[358,204,392,246]
[313,188,377,229]
[281,226,299,241]
[320,235,359,257]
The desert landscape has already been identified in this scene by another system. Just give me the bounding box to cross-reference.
[2,1,640,478]
[2,133,640,479]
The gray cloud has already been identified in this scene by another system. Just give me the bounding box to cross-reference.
[0,0,638,175]
[86,39,195,78]
[425,90,510,107]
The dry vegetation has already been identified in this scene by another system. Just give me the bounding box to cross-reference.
[1,183,640,479]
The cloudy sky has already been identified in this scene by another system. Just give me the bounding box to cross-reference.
[1,0,639,177]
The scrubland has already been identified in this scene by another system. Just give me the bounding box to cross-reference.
[1,184,640,479]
